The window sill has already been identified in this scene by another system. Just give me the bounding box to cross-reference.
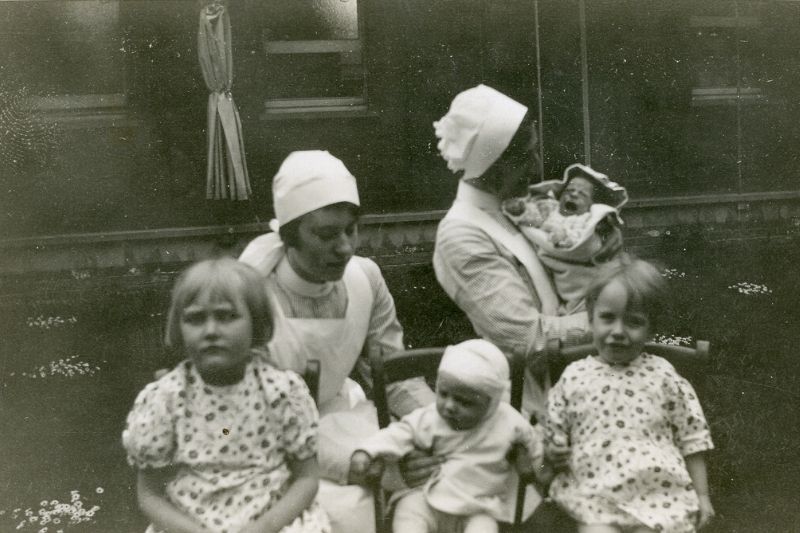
[690,87,766,107]
[260,104,378,121]
[29,94,132,128]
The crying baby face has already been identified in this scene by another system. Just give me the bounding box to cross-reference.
[559,176,595,216]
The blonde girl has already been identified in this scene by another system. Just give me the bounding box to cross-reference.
[123,258,330,533]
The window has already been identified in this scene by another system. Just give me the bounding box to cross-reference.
[689,14,764,107]
[0,0,125,115]
[254,0,366,115]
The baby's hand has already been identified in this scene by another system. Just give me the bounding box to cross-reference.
[503,198,545,227]
[349,450,383,485]
[502,198,527,217]
[548,227,570,247]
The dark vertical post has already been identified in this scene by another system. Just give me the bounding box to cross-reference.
[578,0,592,166]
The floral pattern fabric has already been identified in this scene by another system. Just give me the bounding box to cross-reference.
[123,358,329,533]
[546,353,713,532]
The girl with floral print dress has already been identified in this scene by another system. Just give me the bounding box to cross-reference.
[122,258,330,533]
[545,259,715,533]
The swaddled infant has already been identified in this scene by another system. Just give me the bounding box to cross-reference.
[502,164,628,313]
[503,174,596,249]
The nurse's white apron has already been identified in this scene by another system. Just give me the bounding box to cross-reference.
[267,257,379,533]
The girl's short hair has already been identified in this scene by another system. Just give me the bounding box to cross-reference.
[278,202,360,249]
[164,257,273,348]
[585,256,668,330]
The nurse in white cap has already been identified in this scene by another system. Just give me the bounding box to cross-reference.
[431,85,616,528]
[240,150,434,533]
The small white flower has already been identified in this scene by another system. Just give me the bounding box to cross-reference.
[95,487,104,494]
[654,334,694,347]
[661,268,686,280]
[728,281,771,295]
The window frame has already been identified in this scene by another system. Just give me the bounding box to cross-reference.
[688,14,764,107]
[0,0,128,123]
[260,0,369,117]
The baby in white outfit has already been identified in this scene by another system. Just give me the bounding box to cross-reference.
[349,339,545,533]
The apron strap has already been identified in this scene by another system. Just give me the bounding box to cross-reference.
[445,200,560,315]
[266,257,374,405]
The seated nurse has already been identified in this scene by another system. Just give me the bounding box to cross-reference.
[239,150,436,533]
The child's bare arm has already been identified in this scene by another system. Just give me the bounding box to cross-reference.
[137,468,211,533]
[241,456,320,533]
[685,452,715,529]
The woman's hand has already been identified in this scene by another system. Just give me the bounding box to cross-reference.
[696,494,715,529]
[399,448,443,488]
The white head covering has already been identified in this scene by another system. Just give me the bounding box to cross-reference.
[437,339,510,419]
[529,163,628,209]
[272,150,360,227]
[239,150,359,276]
[433,85,528,180]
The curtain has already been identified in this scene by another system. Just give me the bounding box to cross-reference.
[198,2,251,200]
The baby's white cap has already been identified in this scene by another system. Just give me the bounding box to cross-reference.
[438,339,510,404]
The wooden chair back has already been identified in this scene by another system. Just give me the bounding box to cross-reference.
[303,358,321,405]
[370,347,445,429]
[545,339,711,396]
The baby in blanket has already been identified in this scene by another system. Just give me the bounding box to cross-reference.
[502,163,628,314]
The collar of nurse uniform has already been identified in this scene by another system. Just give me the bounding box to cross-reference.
[456,179,503,212]
[276,255,337,298]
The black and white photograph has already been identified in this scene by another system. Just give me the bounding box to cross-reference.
[1,1,798,532]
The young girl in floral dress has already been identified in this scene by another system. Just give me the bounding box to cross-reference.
[122,258,330,533]
[546,259,715,533]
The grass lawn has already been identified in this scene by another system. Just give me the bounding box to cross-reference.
[0,241,798,532]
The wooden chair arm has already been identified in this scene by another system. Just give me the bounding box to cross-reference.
[304,359,321,405]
